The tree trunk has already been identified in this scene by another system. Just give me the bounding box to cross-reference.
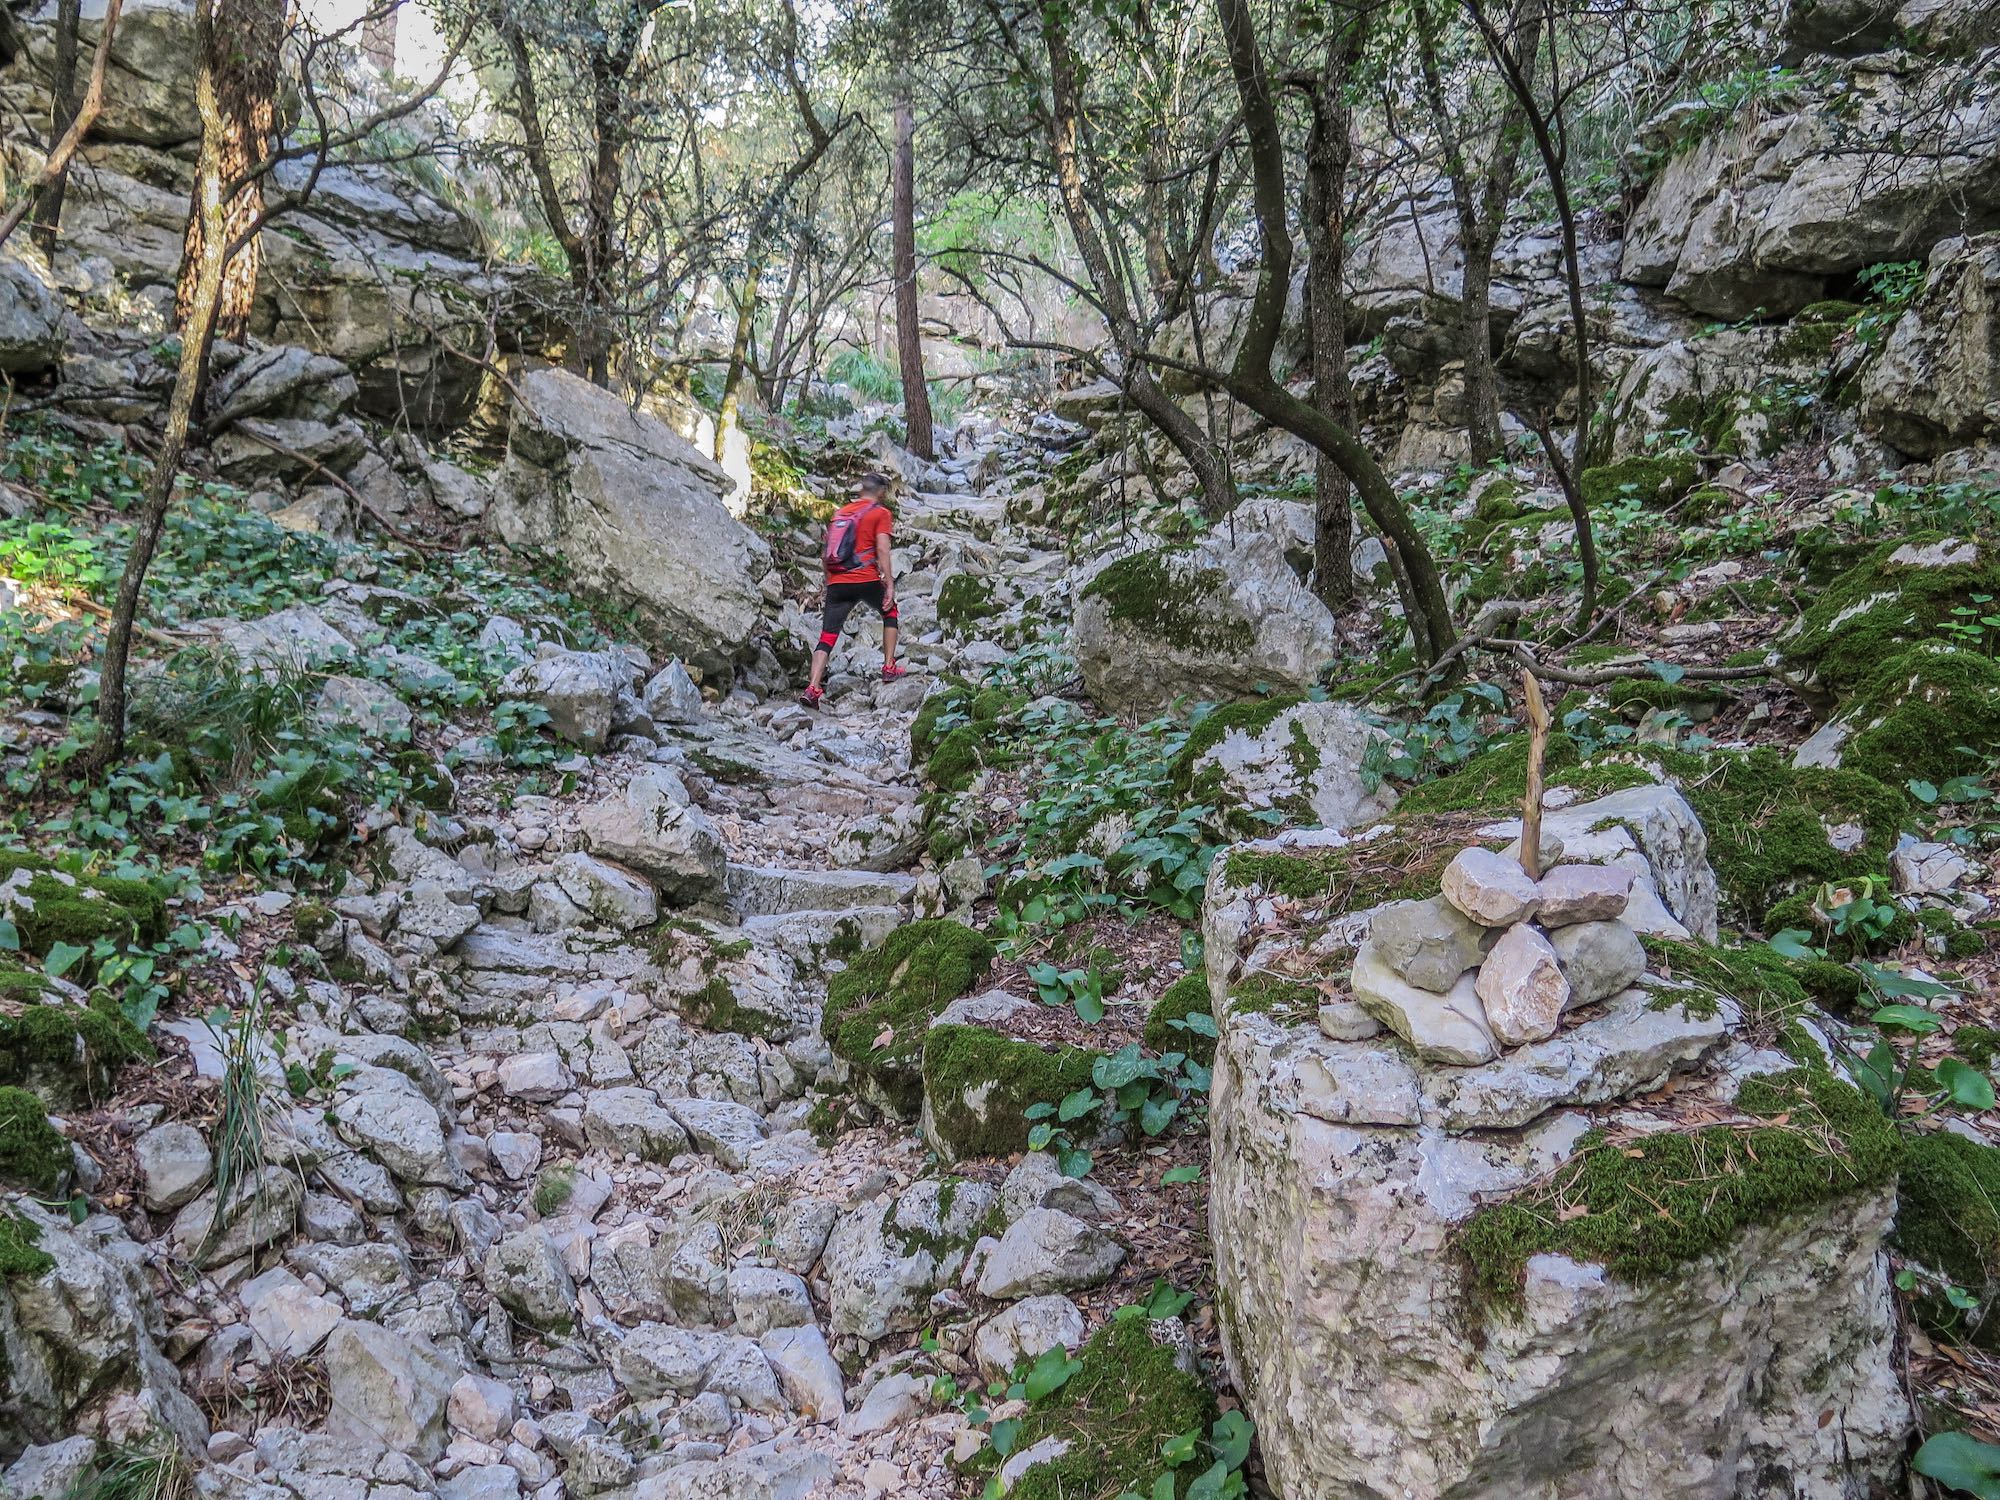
[714,256,761,464]
[1459,234,1503,464]
[1038,5,1233,518]
[92,5,235,775]
[1302,13,1369,612]
[175,0,282,344]
[1211,0,1455,663]
[31,0,84,257]
[892,90,935,459]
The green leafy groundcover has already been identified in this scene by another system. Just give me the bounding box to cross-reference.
[1144,974,1216,1066]
[1894,1130,2000,1343]
[820,920,995,1115]
[1001,1317,1219,1500]
[1460,1069,1900,1312]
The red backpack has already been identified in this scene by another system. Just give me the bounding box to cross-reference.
[822,501,880,574]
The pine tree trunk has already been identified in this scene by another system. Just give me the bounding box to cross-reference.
[892,91,934,460]
[174,0,282,344]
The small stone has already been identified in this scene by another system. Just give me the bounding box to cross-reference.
[242,1267,341,1359]
[449,1372,519,1442]
[1367,896,1491,993]
[1547,920,1648,1010]
[497,1053,573,1101]
[1475,925,1571,1047]
[1892,837,1976,896]
[134,1121,212,1212]
[4,1438,99,1500]
[759,1323,847,1421]
[976,1209,1125,1299]
[1534,864,1635,926]
[1441,847,1542,927]
[1349,939,1497,1066]
[972,1295,1085,1379]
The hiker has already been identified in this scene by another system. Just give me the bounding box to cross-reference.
[801,471,905,708]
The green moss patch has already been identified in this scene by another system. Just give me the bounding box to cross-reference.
[0,1210,54,1279]
[1170,695,1305,795]
[1895,1130,2000,1343]
[1000,1315,1219,1500]
[1579,453,1700,511]
[822,921,996,1116]
[1836,643,2000,788]
[936,574,1001,633]
[1782,533,2000,700]
[1226,971,1320,1026]
[1461,1069,1900,1313]
[1082,550,1252,655]
[1640,936,1816,1034]
[1143,974,1215,1065]
[915,686,1026,792]
[1396,733,1658,817]
[1653,747,1906,926]
[921,1024,1101,1159]
[0,1087,70,1196]
[681,975,794,1041]
[0,991,154,1109]
[0,851,168,968]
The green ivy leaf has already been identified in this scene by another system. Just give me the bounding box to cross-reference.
[1648,661,1687,685]
[1914,1431,2000,1498]
[1058,1087,1098,1123]
[1872,1003,1942,1035]
[1139,1094,1179,1136]
[1161,1164,1203,1186]
[1210,1410,1255,1470]
[989,1418,1022,1460]
[1027,1123,1057,1150]
[0,918,18,951]
[1766,928,1818,961]
[1021,1346,1083,1401]
[1909,778,1940,804]
[1160,1429,1200,1467]
[1055,1146,1093,1179]
[43,941,88,978]
[1938,1057,1997,1112]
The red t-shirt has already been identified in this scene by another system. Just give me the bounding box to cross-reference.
[828,500,892,584]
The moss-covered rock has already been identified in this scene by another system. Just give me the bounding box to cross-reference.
[822,921,997,1116]
[1895,1130,2000,1343]
[0,1087,71,1196]
[914,685,1026,792]
[1143,974,1215,1066]
[1461,1068,1900,1311]
[0,1209,55,1278]
[0,851,168,968]
[1781,533,2000,702]
[1169,695,1305,795]
[1081,550,1248,656]
[997,1315,1219,1500]
[1578,452,1700,511]
[1653,748,1906,926]
[1395,733,1657,817]
[1826,642,2000,788]
[0,990,154,1108]
[920,1024,1101,1159]
[936,573,1001,634]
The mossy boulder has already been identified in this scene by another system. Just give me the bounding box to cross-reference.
[1780,533,2000,703]
[919,1023,1102,1160]
[1652,747,1906,927]
[0,989,154,1108]
[993,1315,1219,1500]
[0,851,168,969]
[1800,642,2000,789]
[1894,1129,2000,1344]
[1460,1069,1901,1310]
[822,920,996,1116]
[0,1087,71,1196]
[1143,974,1215,1066]
[1073,539,1337,714]
[936,573,1001,634]
[1578,452,1700,511]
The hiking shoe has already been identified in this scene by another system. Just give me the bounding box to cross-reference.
[881,664,908,682]
[799,685,825,709]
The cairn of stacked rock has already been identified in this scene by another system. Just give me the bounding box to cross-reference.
[1351,847,1650,1064]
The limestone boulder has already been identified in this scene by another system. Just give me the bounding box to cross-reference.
[499,649,626,753]
[1180,700,1399,833]
[21,0,200,146]
[0,1198,208,1450]
[1620,56,2000,321]
[491,370,776,673]
[1861,233,2000,458]
[823,1178,998,1344]
[1072,534,1339,715]
[0,255,67,374]
[1201,840,1907,1500]
[322,1319,458,1462]
[577,765,727,903]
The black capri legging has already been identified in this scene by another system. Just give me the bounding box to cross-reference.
[817,581,899,649]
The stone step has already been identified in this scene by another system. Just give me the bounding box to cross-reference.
[725,864,916,918]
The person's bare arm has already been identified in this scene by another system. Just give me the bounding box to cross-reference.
[877,534,896,611]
